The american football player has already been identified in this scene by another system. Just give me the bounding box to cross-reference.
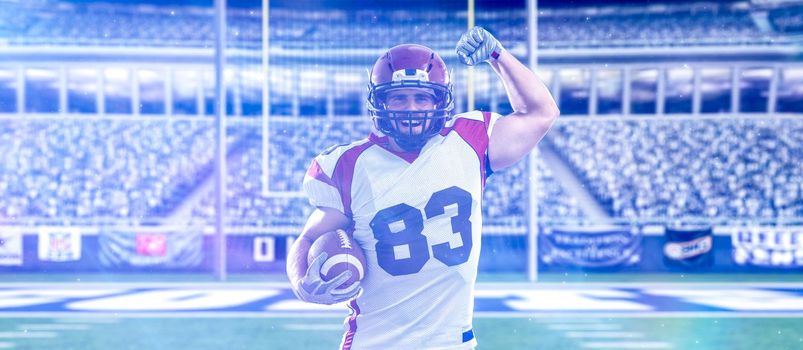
[287,26,559,350]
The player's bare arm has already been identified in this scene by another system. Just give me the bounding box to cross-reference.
[286,206,349,284]
[487,48,559,170]
[286,206,359,304]
[457,26,560,171]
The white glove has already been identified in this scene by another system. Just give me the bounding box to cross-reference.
[455,26,504,66]
[293,252,362,305]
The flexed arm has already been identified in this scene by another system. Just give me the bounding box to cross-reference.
[456,26,560,171]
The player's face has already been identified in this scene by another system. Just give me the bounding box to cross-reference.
[384,88,436,135]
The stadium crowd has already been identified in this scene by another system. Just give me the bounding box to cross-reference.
[0,120,222,221]
[0,117,585,227]
[11,117,802,227]
[549,119,803,220]
[0,1,788,49]
[1,0,800,229]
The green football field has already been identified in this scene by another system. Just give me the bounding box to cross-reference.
[2,316,801,350]
[1,273,801,350]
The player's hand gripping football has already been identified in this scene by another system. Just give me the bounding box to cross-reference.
[294,252,362,305]
[456,26,504,66]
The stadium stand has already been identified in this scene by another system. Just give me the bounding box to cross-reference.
[0,1,791,49]
[6,116,798,226]
[0,120,243,221]
[0,0,799,230]
[547,119,803,220]
[0,113,582,226]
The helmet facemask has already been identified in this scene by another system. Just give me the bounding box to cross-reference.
[367,73,454,151]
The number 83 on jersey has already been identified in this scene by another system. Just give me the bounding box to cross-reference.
[369,186,474,276]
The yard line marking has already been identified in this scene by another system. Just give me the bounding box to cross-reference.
[283,324,343,331]
[0,331,57,339]
[534,318,605,324]
[0,283,291,289]
[3,311,803,319]
[53,318,120,324]
[0,342,13,349]
[548,324,623,331]
[564,331,644,338]
[475,282,803,290]
[581,341,673,349]
[18,324,91,331]
[476,312,803,319]
[2,282,801,290]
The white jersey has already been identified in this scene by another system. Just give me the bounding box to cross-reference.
[303,111,500,350]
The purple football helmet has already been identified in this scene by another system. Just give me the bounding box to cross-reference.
[367,44,454,151]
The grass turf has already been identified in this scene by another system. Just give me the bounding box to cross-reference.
[1,317,801,350]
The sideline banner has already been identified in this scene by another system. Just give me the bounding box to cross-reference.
[253,236,276,262]
[38,227,82,262]
[541,226,641,268]
[731,226,803,268]
[663,226,713,269]
[0,228,23,266]
[98,226,202,268]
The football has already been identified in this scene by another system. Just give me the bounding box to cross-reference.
[307,229,367,290]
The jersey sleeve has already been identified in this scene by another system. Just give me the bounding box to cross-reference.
[484,111,501,140]
[450,111,501,151]
[449,111,502,179]
[482,111,501,176]
[302,155,345,214]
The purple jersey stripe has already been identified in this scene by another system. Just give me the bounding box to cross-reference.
[450,116,491,188]
[306,159,337,188]
[331,140,374,217]
[482,111,493,125]
[340,300,361,350]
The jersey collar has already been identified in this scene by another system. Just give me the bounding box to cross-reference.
[369,133,421,164]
